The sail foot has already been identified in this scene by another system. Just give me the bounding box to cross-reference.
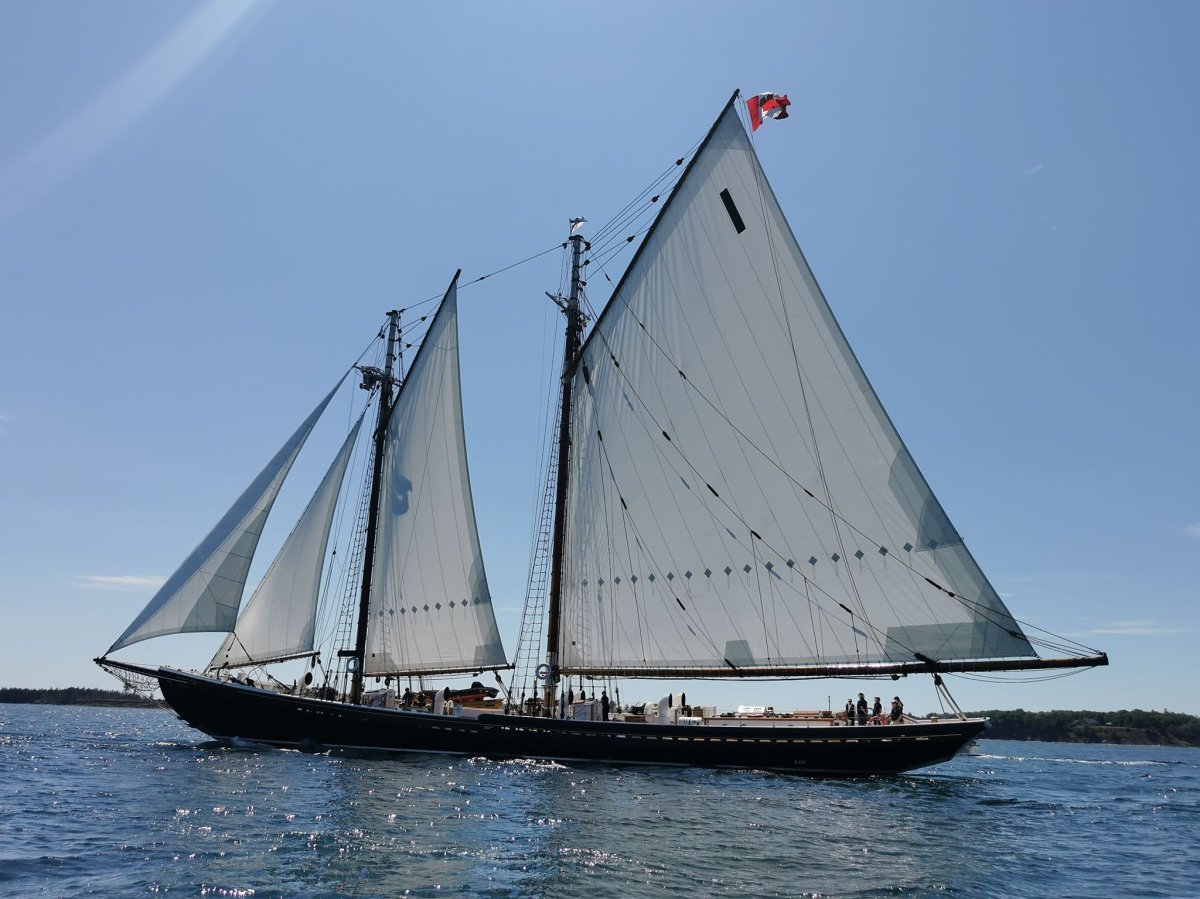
[560,654,1109,679]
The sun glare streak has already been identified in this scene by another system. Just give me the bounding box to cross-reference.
[0,0,274,228]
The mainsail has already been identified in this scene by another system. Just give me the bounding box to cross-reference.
[559,100,1035,676]
[364,279,507,675]
[208,411,366,671]
[108,377,347,654]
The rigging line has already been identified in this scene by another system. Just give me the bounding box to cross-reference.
[612,453,657,667]
[592,235,854,600]
[591,413,734,664]
[594,434,664,665]
[588,142,699,248]
[463,242,568,289]
[526,293,563,566]
[589,189,665,249]
[582,326,912,664]
[746,115,879,652]
[576,148,1008,652]
[582,287,758,656]
[590,223,657,272]
[948,667,1088,684]
[595,296,1064,650]
[577,341,1079,673]
[312,375,374,652]
[588,189,678,260]
[1014,621,1104,656]
[746,124,1044,658]
[594,434,646,671]
[588,163,681,246]
[588,316,756,660]
[588,246,840,657]
[396,242,569,316]
[644,211,838,663]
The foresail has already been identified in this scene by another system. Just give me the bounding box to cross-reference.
[208,410,365,671]
[560,100,1035,675]
[107,375,348,654]
[364,279,507,676]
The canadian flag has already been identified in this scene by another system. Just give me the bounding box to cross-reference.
[746,92,791,131]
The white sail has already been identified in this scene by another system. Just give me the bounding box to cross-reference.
[208,411,365,671]
[559,101,1035,674]
[364,279,507,675]
[108,377,346,654]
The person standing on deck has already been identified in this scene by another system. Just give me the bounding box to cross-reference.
[844,698,855,725]
[890,696,904,723]
[872,697,883,723]
[601,689,610,722]
[856,693,869,726]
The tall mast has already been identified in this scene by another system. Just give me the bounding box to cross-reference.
[544,233,587,714]
[350,309,401,703]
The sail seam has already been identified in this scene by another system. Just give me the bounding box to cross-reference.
[584,292,1049,649]
[578,322,924,665]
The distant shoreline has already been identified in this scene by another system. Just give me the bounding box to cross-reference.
[0,687,156,708]
[3,690,1196,747]
[965,709,1199,747]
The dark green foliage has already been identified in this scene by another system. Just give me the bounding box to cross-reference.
[0,687,155,707]
[967,709,1200,746]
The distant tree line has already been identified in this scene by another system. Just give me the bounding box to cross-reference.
[3,689,1197,744]
[0,687,156,707]
[966,709,1200,746]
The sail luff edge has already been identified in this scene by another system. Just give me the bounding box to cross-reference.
[571,96,745,374]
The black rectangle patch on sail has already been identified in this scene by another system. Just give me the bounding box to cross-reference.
[719,188,746,234]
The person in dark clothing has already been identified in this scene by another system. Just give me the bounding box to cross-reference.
[844,698,855,725]
[601,689,610,721]
[890,696,904,723]
[856,693,869,726]
[872,696,883,723]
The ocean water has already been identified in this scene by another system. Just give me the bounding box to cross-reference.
[1,705,1197,898]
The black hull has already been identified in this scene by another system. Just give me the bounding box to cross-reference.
[151,668,982,775]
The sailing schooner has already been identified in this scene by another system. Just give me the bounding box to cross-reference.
[98,92,1106,775]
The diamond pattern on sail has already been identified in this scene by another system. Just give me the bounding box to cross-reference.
[559,104,1034,673]
[364,283,506,675]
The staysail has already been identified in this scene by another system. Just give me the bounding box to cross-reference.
[208,410,366,671]
[559,99,1035,676]
[107,376,347,654]
[363,279,507,675]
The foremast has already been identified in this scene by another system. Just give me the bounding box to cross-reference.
[544,232,588,715]
[350,309,401,703]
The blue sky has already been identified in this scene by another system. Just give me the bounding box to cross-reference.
[1,2,1196,715]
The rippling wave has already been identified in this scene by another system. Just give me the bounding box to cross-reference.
[1,705,1197,897]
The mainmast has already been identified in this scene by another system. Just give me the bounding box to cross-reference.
[544,232,588,714]
[350,309,401,703]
